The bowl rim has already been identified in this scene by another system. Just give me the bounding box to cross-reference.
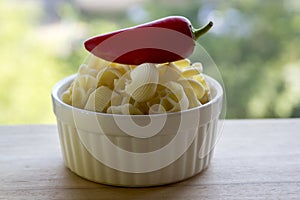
[51,73,223,118]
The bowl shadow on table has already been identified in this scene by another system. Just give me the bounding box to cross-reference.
[59,163,215,199]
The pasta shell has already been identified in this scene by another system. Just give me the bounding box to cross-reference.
[110,90,134,107]
[107,104,143,115]
[96,67,123,89]
[193,74,209,90]
[146,95,161,108]
[125,63,159,102]
[156,62,169,67]
[145,84,177,113]
[78,64,99,77]
[62,90,72,105]
[87,55,109,70]
[127,82,158,102]
[182,87,201,108]
[110,91,123,107]
[75,74,97,92]
[71,75,97,108]
[110,63,135,74]
[62,81,74,105]
[182,67,202,78]
[71,86,85,108]
[76,89,96,109]
[191,62,203,73]
[161,98,174,112]
[165,98,181,112]
[172,59,191,69]
[133,101,149,114]
[78,64,88,75]
[164,81,189,111]
[149,104,166,114]
[113,71,131,92]
[199,92,211,104]
[178,78,205,100]
[121,95,134,105]
[158,63,182,83]
[193,74,211,104]
[84,86,113,112]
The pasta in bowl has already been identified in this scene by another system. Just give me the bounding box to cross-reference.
[51,56,223,187]
[61,56,212,114]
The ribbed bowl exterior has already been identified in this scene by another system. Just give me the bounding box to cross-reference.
[52,74,223,187]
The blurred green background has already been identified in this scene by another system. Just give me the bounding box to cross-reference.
[0,0,299,124]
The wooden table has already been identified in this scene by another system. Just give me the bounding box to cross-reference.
[1,119,299,199]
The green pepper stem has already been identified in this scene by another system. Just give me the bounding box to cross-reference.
[192,21,213,40]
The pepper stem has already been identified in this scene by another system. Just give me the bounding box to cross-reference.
[192,21,213,40]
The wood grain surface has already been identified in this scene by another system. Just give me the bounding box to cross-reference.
[0,119,300,199]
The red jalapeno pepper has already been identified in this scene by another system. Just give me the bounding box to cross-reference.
[84,16,213,65]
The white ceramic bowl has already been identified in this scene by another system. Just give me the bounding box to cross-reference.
[51,74,223,187]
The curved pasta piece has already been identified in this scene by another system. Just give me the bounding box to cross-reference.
[199,92,211,104]
[149,104,166,114]
[96,67,123,89]
[62,90,72,105]
[71,87,86,108]
[157,98,173,112]
[156,63,169,68]
[133,101,149,114]
[181,67,202,78]
[84,86,113,112]
[62,81,74,105]
[78,64,99,77]
[178,78,205,100]
[193,74,211,104]
[146,94,162,108]
[75,74,97,92]
[146,83,183,113]
[121,95,135,105]
[165,97,181,112]
[191,62,203,73]
[107,104,143,115]
[127,82,158,102]
[87,55,110,70]
[193,74,208,89]
[158,63,182,83]
[181,86,201,108]
[110,63,136,74]
[110,91,123,107]
[163,81,189,111]
[71,74,97,108]
[125,63,159,102]
[110,90,134,107]
[172,59,191,69]
[69,87,81,108]
[113,71,131,93]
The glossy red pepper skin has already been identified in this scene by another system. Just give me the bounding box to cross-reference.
[84,16,212,65]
